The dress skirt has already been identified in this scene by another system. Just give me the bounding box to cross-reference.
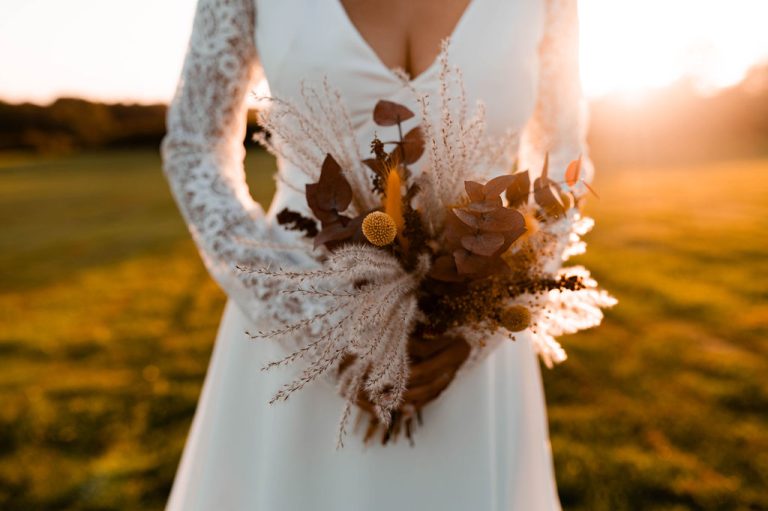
[166,300,562,511]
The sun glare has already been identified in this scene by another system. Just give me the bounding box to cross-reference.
[0,1,766,103]
[579,0,768,98]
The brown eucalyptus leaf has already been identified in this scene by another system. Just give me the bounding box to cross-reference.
[533,177,566,218]
[460,231,505,256]
[362,157,387,178]
[454,250,510,276]
[401,126,425,164]
[506,170,530,209]
[565,156,582,187]
[464,180,486,202]
[477,207,525,233]
[315,154,352,213]
[483,175,517,197]
[428,254,464,282]
[466,200,500,213]
[313,214,364,250]
[313,221,351,249]
[373,100,415,126]
[540,152,550,182]
[453,249,488,275]
[443,209,475,246]
[306,183,341,224]
[452,208,481,229]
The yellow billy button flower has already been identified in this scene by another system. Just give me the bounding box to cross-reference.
[499,305,532,332]
[362,211,398,247]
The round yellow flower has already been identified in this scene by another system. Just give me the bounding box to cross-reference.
[362,211,397,247]
[499,305,532,332]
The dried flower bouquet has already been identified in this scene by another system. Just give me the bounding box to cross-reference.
[242,52,616,447]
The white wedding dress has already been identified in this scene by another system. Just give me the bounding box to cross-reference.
[162,0,590,509]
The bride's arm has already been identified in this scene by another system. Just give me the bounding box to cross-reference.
[162,0,310,325]
[522,0,594,186]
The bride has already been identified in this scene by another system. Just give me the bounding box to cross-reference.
[162,0,590,509]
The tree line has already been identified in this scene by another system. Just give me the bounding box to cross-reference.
[1,65,766,165]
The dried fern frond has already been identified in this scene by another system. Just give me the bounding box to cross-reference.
[240,245,430,445]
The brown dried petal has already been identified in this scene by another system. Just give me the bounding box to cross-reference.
[373,100,415,126]
[506,170,530,209]
[460,231,505,256]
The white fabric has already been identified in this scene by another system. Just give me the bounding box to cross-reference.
[163,0,590,509]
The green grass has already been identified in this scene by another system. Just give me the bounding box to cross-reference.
[0,151,766,510]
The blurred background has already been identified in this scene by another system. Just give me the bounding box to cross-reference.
[1,0,767,509]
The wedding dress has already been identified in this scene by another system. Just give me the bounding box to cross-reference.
[162,0,590,509]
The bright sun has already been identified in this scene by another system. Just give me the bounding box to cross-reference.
[579,0,768,98]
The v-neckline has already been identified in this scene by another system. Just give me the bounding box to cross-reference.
[333,0,479,85]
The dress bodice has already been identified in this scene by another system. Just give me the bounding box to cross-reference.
[161,0,589,332]
[256,0,544,142]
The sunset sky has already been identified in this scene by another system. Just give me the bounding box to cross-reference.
[1,0,767,104]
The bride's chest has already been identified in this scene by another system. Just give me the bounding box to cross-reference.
[254,0,545,139]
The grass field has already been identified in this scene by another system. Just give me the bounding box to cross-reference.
[0,150,766,510]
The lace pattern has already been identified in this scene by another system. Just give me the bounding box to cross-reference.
[161,0,320,328]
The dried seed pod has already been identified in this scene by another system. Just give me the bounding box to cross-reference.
[362,212,397,246]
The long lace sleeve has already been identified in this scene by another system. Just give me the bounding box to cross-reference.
[161,0,315,326]
[521,0,593,185]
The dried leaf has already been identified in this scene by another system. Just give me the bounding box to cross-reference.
[477,207,525,233]
[428,255,464,282]
[483,175,517,197]
[276,208,318,237]
[362,157,387,178]
[313,215,364,250]
[452,208,480,229]
[533,177,565,218]
[400,126,425,164]
[464,180,485,202]
[373,100,415,126]
[465,200,500,213]
[454,250,510,276]
[540,152,550,182]
[306,183,342,223]
[460,232,505,256]
[443,209,474,246]
[453,249,487,274]
[565,156,582,188]
[506,170,530,209]
[306,154,353,223]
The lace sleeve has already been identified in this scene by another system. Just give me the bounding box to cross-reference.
[521,0,593,185]
[161,0,315,326]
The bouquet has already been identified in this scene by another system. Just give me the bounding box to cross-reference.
[243,55,616,447]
